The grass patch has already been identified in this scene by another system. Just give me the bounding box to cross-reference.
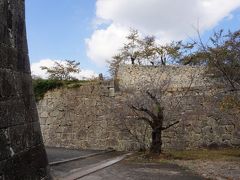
[168,148,240,161]
[126,148,240,163]
[33,79,64,102]
[32,78,95,102]
[126,152,172,164]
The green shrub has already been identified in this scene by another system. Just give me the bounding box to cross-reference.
[33,79,64,102]
[32,78,95,102]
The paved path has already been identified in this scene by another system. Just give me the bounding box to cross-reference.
[46,147,105,163]
[50,151,125,179]
[46,148,204,180]
[62,153,132,180]
[80,161,204,180]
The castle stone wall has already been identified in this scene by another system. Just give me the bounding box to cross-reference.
[0,0,50,179]
[117,65,216,90]
[38,81,240,151]
[38,84,141,151]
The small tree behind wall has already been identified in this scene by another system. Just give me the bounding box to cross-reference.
[181,29,240,91]
[41,60,80,80]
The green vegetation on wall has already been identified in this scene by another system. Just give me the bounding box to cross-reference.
[33,78,95,102]
[33,79,64,102]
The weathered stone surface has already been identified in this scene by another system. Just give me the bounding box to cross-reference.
[0,0,50,179]
[0,129,11,161]
[2,145,49,180]
[38,81,240,151]
[117,65,217,90]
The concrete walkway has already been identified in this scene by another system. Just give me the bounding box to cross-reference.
[47,148,204,180]
[50,151,125,179]
[80,161,204,180]
[46,147,107,163]
[62,153,132,180]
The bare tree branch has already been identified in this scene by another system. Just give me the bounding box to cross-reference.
[162,120,180,130]
[130,105,157,123]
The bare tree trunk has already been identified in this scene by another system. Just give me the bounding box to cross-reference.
[150,128,162,154]
[131,56,135,64]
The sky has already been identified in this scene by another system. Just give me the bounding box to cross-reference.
[26,0,240,79]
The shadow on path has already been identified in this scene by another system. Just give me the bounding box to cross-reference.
[46,147,105,163]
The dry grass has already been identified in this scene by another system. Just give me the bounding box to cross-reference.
[126,148,240,163]
[168,148,240,161]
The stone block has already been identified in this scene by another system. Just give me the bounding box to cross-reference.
[222,134,232,141]
[2,145,49,180]
[0,44,18,71]
[0,98,26,128]
[23,96,39,123]
[15,73,34,97]
[0,101,9,128]
[231,139,240,146]
[8,123,42,154]
[233,128,240,138]
[8,125,28,153]
[225,125,235,133]
[0,70,17,99]
[31,122,44,146]
[0,129,11,161]
[0,0,11,46]
[8,99,26,127]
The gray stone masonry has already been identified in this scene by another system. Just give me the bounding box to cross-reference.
[38,78,240,151]
[0,0,50,179]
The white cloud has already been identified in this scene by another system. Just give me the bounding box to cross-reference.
[74,69,98,80]
[226,14,234,20]
[31,59,98,80]
[86,0,240,65]
[85,23,129,66]
[31,59,55,79]
[96,0,240,36]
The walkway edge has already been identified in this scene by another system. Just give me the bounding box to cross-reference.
[49,150,115,166]
[62,153,133,180]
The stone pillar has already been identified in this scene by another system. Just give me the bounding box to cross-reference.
[0,0,50,179]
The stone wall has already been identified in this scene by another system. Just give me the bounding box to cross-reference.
[0,0,50,179]
[117,65,215,90]
[161,89,240,149]
[38,81,240,151]
[38,83,142,151]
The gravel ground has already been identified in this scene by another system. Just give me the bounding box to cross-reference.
[173,160,240,180]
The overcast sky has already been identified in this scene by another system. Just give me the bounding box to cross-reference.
[26,0,240,79]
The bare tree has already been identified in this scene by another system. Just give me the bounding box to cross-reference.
[108,29,193,77]
[121,29,142,65]
[117,68,195,154]
[139,36,158,66]
[41,60,80,80]
[108,54,123,78]
[155,41,193,65]
[181,29,240,91]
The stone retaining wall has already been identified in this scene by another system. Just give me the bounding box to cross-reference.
[38,82,240,151]
[117,65,215,90]
[38,84,141,151]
